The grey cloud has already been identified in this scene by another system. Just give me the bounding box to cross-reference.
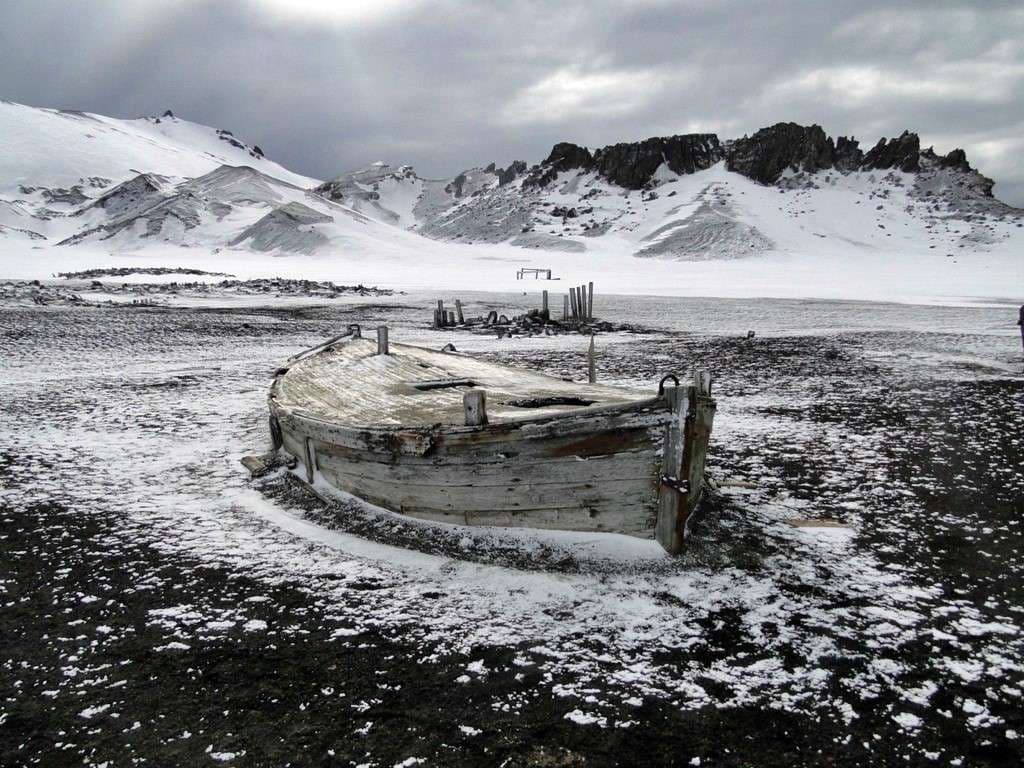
[0,0,1021,204]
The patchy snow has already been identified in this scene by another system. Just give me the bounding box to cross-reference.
[1,293,1022,764]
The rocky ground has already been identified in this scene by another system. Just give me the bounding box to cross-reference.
[1,295,1022,767]
[0,278,396,307]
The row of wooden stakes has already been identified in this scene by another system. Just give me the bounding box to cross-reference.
[433,283,597,329]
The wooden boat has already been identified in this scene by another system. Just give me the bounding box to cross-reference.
[261,325,716,554]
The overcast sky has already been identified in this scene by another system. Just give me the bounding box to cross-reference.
[1,0,1022,204]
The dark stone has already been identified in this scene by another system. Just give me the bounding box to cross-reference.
[447,173,467,198]
[862,131,920,172]
[523,143,593,187]
[498,160,527,186]
[939,148,971,171]
[312,180,344,202]
[726,123,836,183]
[834,136,863,171]
[162,109,174,118]
[592,134,722,189]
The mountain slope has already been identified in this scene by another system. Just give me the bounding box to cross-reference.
[0,103,1019,303]
[319,123,1020,262]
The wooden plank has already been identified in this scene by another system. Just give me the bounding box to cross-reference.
[316,463,657,513]
[682,393,716,536]
[402,505,656,536]
[655,386,689,554]
[313,444,658,487]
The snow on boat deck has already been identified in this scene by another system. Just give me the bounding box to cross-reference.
[275,338,653,427]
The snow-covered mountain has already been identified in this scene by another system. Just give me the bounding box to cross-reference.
[0,101,1019,302]
[0,100,429,258]
[318,124,1021,261]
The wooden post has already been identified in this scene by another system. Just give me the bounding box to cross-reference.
[546,269,552,280]
[447,310,455,326]
[542,290,549,320]
[587,335,596,383]
[376,325,389,355]
[655,373,716,554]
[569,287,577,319]
[587,281,594,320]
[455,299,465,325]
[563,294,569,320]
[463,389,488,426]
[578,286,586,320]
[437,300,446,328]
[655,385,690,554]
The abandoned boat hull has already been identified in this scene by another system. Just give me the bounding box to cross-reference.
[274,398,668,536]
[266,330,715,553]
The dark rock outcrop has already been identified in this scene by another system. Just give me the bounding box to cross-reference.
[312,180,346,202]
[834,136,863,171]
[498,160,527,186]
[938,148,970,171]
[726,123,836,183]
[862,131,921,172]
[524,143,593,187]
[447,172,468,198]
[592,134,722,189]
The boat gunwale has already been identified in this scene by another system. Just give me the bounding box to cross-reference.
[270,335,671,435]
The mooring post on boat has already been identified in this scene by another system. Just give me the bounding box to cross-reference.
[377,325,389,355]
[463,389,488,426]
[455,299,465,325]
[587,335,596,383]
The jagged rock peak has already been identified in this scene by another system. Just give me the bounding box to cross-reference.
[862,131,921,172]
[726,123,838,184]
[593,134,722,189]
[498,160,527,186]
[526,135,722,190]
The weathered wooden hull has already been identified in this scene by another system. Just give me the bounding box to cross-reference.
[265,333,715,552]
[274,398,669,536]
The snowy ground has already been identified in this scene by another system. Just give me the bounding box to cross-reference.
[1,294,1023,766]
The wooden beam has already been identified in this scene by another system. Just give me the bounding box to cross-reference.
[587,335,596,383]
[463,389,488,426]
[655,385,690,554]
